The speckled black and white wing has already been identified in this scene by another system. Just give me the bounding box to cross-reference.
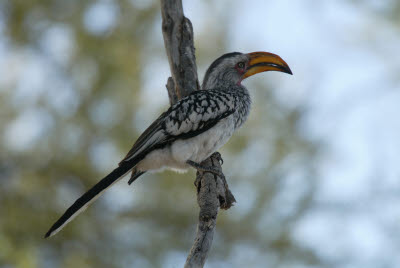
[120,90,236,164]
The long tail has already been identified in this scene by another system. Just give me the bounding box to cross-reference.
[45,163,143,238]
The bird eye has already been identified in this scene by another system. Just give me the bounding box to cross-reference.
[237,62,245,69]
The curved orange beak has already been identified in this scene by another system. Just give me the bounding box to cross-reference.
[243,52,292,79]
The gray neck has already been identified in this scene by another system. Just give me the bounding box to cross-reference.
[203,79,249,97]
[203,82,252,129]
[230,84,252,128]
[202,73,239,91]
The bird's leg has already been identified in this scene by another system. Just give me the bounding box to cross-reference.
[209,152,236,209]
[186,160,224,179]
[187,159,227,194]
[211,152,223,165]
[187,157,235,209]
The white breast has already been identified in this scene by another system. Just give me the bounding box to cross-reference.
[136,115,236,173]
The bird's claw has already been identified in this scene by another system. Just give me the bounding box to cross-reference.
[187,159,227,193]
[211,152,223,165]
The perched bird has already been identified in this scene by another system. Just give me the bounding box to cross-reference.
[45,51,292,238]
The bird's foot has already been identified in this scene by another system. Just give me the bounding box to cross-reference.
[211,152,223,165]
[187,159,226,193]
[187,158,235,209]
[186,160,225,180]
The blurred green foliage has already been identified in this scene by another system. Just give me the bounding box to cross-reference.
[0,0,323,267]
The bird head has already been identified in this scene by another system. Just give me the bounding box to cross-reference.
[202,51,292,90]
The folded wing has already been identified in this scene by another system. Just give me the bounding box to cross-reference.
[120,90,235,164]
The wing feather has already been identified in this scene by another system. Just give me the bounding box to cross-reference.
[120,90,235,164]
[119,112,167,164]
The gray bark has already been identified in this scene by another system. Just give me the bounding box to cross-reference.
[161,0,199,99]
[160,1,236,267]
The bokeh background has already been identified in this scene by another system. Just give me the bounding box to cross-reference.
[1,0,400,267]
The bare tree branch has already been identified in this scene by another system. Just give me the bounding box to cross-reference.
[166,77,178,106]
[161,0,199,100]
[160,1,236,267]
[186,155,236,268]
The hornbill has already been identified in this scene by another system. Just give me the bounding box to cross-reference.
[45,51,292,238]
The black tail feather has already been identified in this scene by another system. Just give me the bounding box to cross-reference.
[45,163,133,238]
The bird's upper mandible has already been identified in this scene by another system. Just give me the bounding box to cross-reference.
[202,51,292,90]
